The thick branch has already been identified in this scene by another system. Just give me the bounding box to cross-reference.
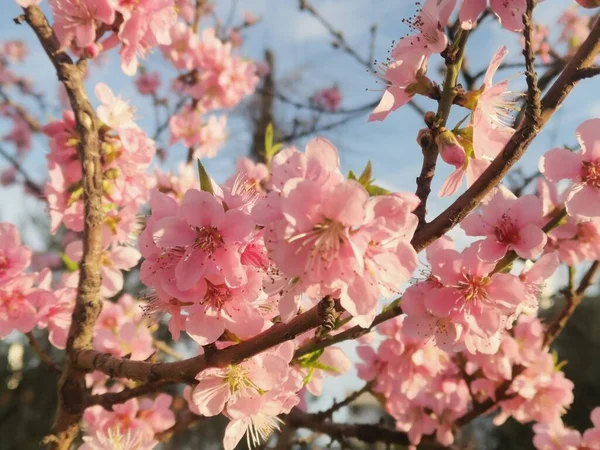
[76,297,341,385]
[22,5,103,449]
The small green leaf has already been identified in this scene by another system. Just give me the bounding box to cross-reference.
[366,184,391,196]
[347,170,357,181]
[196,159,214,195]
[358,161,373,186]
[61,253,79,272]
[264,123,284,164]
[296,348,325,367]
[265,122,274,152]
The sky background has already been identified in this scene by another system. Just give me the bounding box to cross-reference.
[0,0,599,419]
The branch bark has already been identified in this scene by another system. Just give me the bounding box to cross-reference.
[21,5,103,449]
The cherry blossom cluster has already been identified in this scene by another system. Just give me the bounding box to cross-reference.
[83,394,175,447]
[44,83,154,253]
[0,223,55,338]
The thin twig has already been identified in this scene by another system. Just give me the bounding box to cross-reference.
[25,332,61,373]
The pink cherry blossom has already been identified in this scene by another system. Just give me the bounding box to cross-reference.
[64,241,140,297]
[135,72,160,95]
[583,407,600,449]
[533,421,581,450]
[460,0,527,31]
[311,86,342,112]
[49,0,115,49]
[470,46,517,160]
[79,427,158,450]
[193,342,293,416]
[368,50,428,122]
[0,275,55,338]
[160,22,199,70]
[153,189,255,291]
[95,83,136,130]
[422,243,527,354]
[540,119,600,218]
[461,185,547,261]
[0,222,31,283]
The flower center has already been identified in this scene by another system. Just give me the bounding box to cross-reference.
[246,413,283,449]
[202,281,231,310]
[193,226,223,254]
[0,255,8,275]
[582,160,600,188]
[0,289,24,315]
[494,213,520,245]
[225,364,252,393]
[458,274,489,303]
[311,220,346,263]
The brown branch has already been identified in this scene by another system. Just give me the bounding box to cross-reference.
[316,382,373,420]
[250,49,275,163]
[86,380,174,409]
[0,144,44,197]
[286,408,410,446]
[191,0,205,32]
[414,30,470,229]
[573,65,600,81]
[544,260,600,347]
[411,15,600,253]
[298,0,370,68]
[75,297,341,385]
[26,332,61,373]
[21,5,103,449]
[0,89,42,132]
[155,410,205,442]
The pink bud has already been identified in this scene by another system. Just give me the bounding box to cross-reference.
[437,129,466,169]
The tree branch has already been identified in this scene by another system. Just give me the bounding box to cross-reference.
[75,297,341,385]
[411,15,600,252]
[26,332,61,374]
[21,5,104,449]
[414,30,470,229]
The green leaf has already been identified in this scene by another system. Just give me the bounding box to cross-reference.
[264,123,284,164]
[196,159,214,195]
[358,161,373,186]
[265,122,274,152]
[347,170,357,181]
[61,253,79,272]
[366,184,391,196]
[296,348,324,367]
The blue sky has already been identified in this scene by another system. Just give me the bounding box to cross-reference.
[0,0,598,411]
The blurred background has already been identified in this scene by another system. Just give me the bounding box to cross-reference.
[0,0,599,448]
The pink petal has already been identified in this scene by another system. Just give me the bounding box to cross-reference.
[483,46,508,88]
[477,238,508,262]
[111,246,141,270]
[459,0,486,30]
[192,378,229,416]
[513,224,547,260]
[566,185,600,218]
[321,180,368,226]
[181,189,224,228]
[511,194,544,225]
[220,210,255,244]
[223,419,247,450]
[153,217,196,248]
[101,265,123,297]
[368,87,411,122]
[439,167,464,197]
[461,212,492,236]
[577,118,600,160]
[539,148,582,182]
[490,0,526,31]
[175,249,208,291]
[186,310,224,345]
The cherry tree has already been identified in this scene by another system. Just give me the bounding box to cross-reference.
[1,0,600,449]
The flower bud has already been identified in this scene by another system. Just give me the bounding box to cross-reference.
[417,128,432,149]
[436,128,466,169]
